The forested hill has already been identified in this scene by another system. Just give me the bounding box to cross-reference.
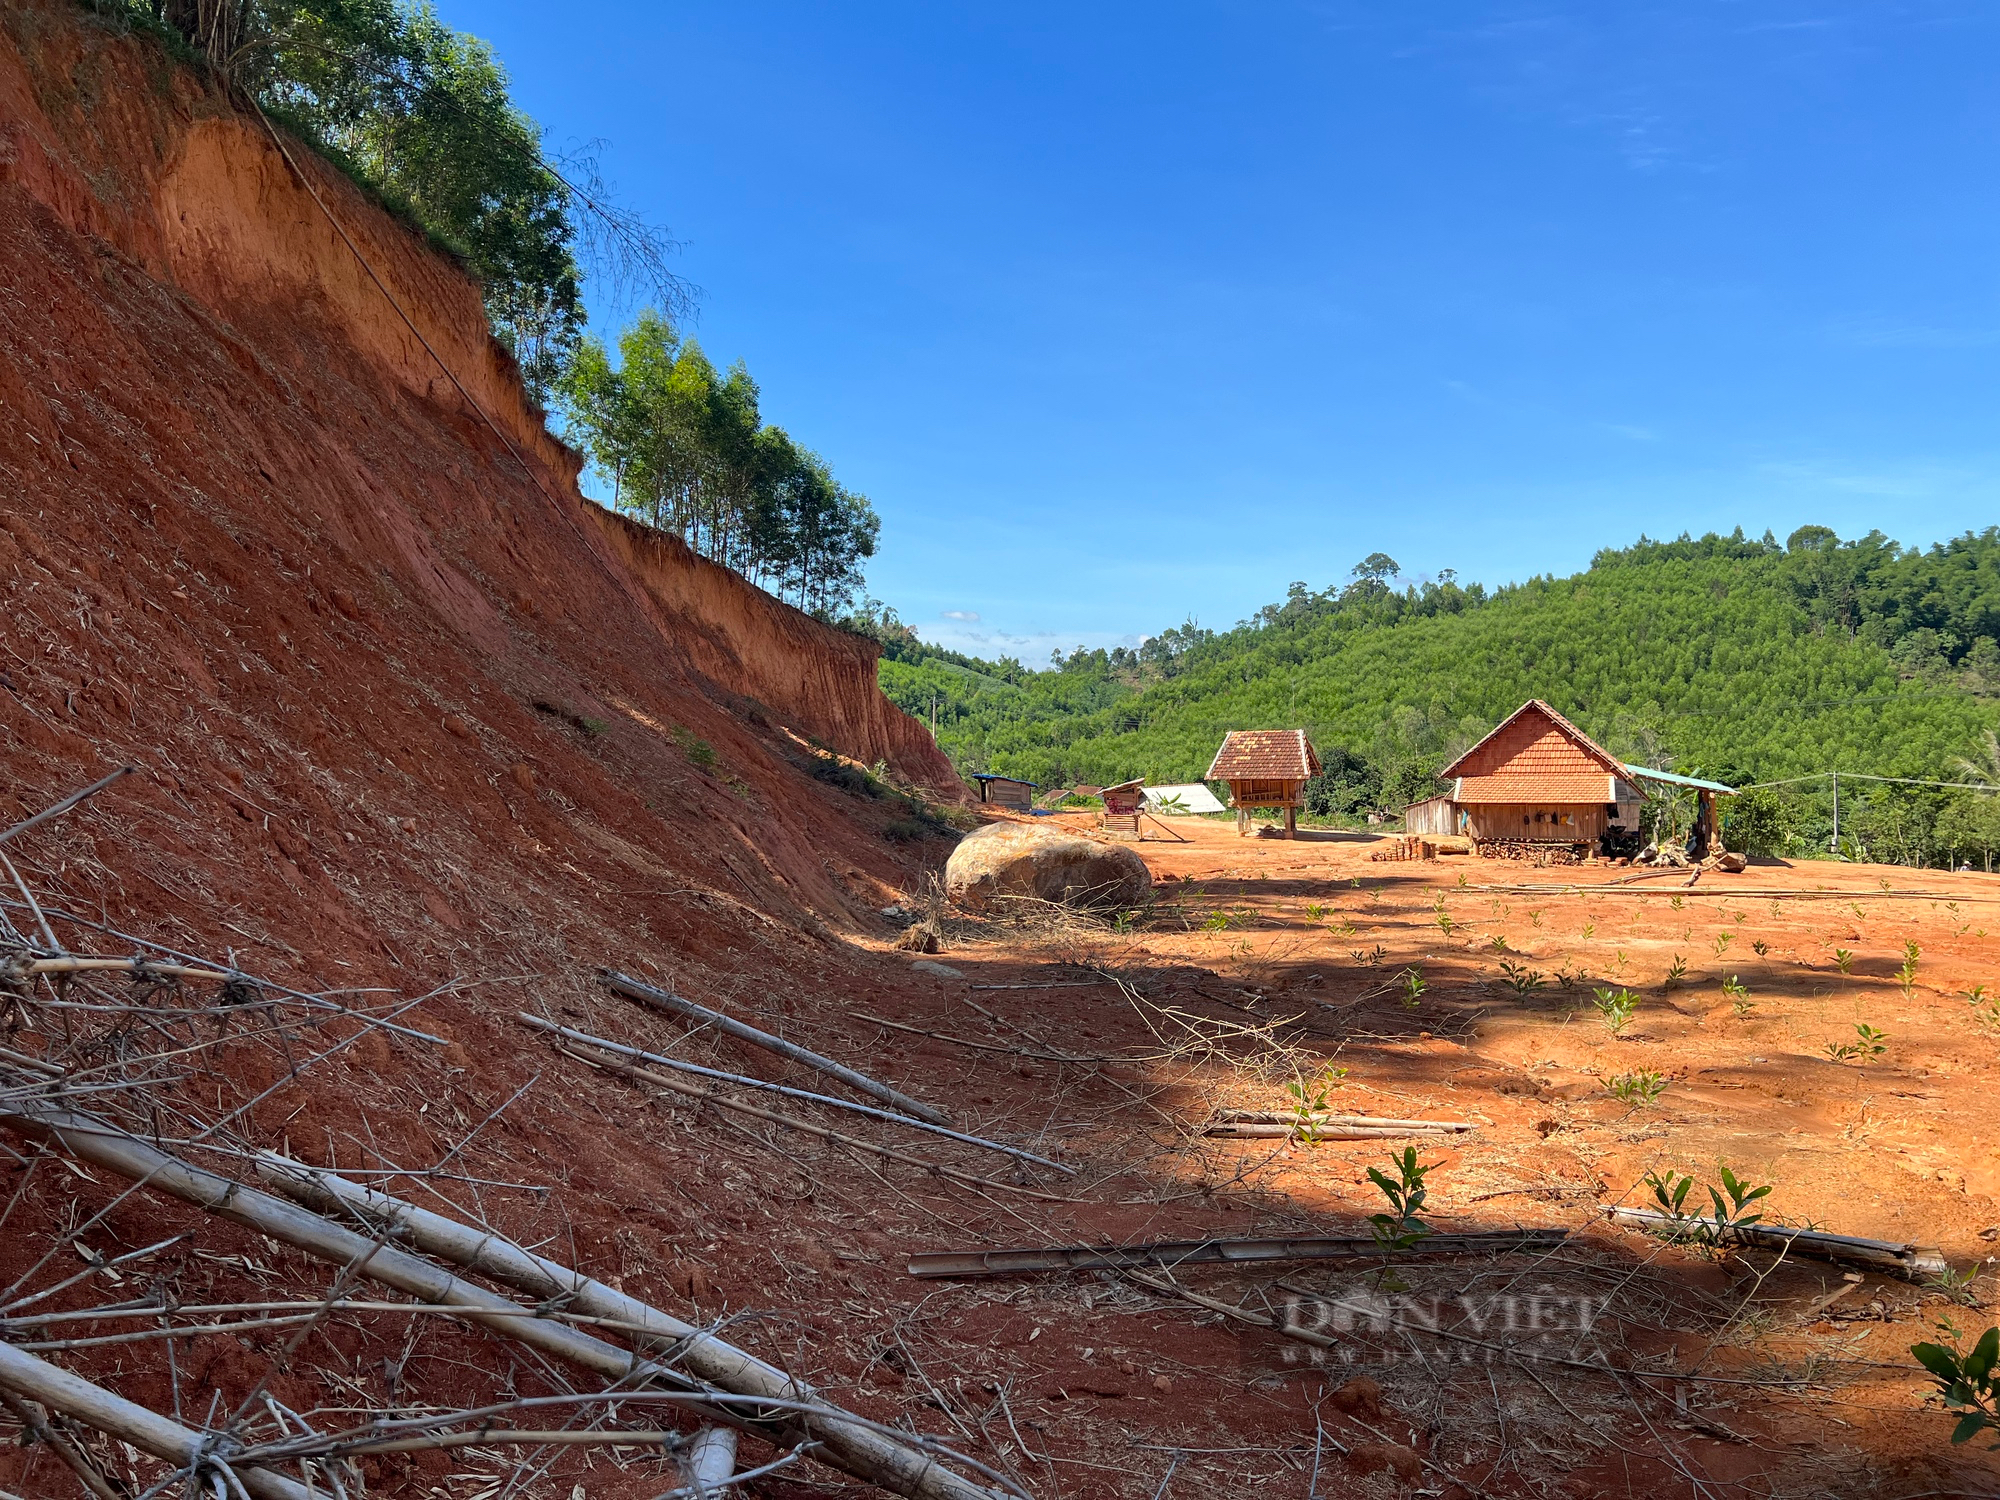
[855,527,2000,857]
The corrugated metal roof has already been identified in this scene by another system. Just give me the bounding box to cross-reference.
[1205,729,1321,782]
[970,773,1037,787]
[1626,765,1737,795]
[1142,783,1227,814]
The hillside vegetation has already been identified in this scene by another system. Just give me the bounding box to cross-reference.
[864,527,2000,865]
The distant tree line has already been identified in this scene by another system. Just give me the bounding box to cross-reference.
[106,0,881,615]
[868,527,2000,867]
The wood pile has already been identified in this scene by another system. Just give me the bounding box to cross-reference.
[1474,839,1587,865]
[1368,835,1436,862]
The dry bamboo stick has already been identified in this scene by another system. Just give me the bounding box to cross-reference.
[688,1424,739,1492]
[0,768,134,848]
[0,1337,312,1499]
[846,1011,1113,1064]
[562,1046,1072,1202]
[2,956,232,982]
[605,971,951,1125]
[1208,1112,1480,1136]
[519,1014,1072,1174]
[253,1154,1004,1500]
[1204,1124,1470,1140]
[1603,1205,1947,1279]
[909,1230,1568,1278]
[0,1046,63,1077]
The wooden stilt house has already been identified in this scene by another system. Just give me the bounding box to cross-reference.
[1206,729,1321,838]
[1420,701,1642,863]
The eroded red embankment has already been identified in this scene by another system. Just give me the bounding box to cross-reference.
[0,6,977,1471]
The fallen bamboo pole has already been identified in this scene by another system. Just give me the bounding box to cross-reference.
[253,1154,1004,1500]
[1214,1110,1473,1131]
[1603,1205,1947,1279]
[0,1337,312,1499]
[688,1424,739,1493]
[0,1097,1000,1500]
[1,955,232,982]
[604,971,951,1125]
[520,1014,1072,1174]
[1203,1124,1472,1140]
[909,1230,1568,1278]
[561,1046,1072,1202]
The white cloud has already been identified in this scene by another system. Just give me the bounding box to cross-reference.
[940,609,981,622]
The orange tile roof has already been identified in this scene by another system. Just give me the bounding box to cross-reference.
[1440,700,1633,806]
[1205,729,1321,782]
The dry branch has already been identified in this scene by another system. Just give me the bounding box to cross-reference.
[520,1013,1073,1174]
[562,1045,1072,1202]
[1603,1205,1948,1279]
[0,1337,312,1499]
[606,971,951,1124]
[908,1230,1568,1278]
[253,1154,1006,1500]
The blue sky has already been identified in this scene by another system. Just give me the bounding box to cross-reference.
[452,2,2000,660]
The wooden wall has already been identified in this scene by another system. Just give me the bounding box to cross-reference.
[1227,777,1304,807]
[1462,803,1608,841]
[1405,797,1462,836]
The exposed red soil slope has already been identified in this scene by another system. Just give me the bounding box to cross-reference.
[2,7,1997,1500]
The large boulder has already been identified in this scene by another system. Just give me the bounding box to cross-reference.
[945,821,1152,912]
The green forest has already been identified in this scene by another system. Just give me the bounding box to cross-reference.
[107,0,881,611]
[855,527,2000,868]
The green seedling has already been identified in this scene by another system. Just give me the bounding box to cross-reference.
[1706,1164,1773,1235]
[1898,940,1921,997]
[1713,932,1734,958]
[1529,909,1545,928]
[1593,986,1639,1035]
[1488,933,1510,953]
[1670,894,1685,911]
[1399,966,1426,1009]
[1825,1022,1887,1063]
[1606,1071,1667,1105]
[1500,961,1546,995]
[1965,984,1988,1005]
[1284,1063,1350,1144]
[1201,910,1234,932]
[1751,939,1768,957]
[1303,902,1330,922]
[1833,948,1854,975]
[1435,909,1455,936]
[1910,1324,1999,1448]
[1581,921,1596,939]
[1925,1265,1984,1308]
[1349,944,1387,966]
[1722,976,1752,1016]
[1664,955,1688,989]
[1366,1146,1436,1286]
[1646,1168,1697,1220]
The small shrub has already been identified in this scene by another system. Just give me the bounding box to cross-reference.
[1644,1165,1771,1242]
[673,726,719,769]
[1606,1071,1667,1105]
[1722,976,1752,1016]
[1399,965,1426,1009]
[881,818,935,843]
[1825,1022,1887,1063]
[1910,1324,1999,1448]
[1593,986,1639,1034]
[1499,960,1545,995]
[810,755,875,795]
[1898,940,1922,997]
[1367,1147,1435,1286]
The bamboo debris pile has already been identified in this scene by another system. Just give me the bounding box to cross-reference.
[0,775,1015,1500]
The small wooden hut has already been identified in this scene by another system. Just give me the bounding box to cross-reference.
[1418,700,1639,862]
[1099,778,1145,836]
[969,773,1036,811]
[1206,729,1321,838]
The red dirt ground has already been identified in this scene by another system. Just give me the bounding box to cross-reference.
[0,6,1996,1498]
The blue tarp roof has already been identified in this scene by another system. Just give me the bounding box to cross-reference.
[1625,764,1736,795]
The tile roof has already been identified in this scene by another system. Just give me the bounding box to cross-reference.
[1205,729,1321,782]
[1440,700,1634,805]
